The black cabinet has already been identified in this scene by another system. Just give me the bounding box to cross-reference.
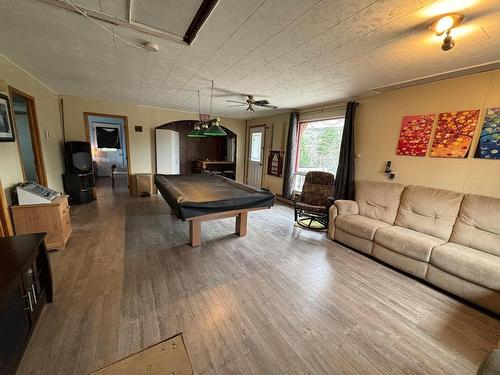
[0,233,53,375]
[63,172,96,205]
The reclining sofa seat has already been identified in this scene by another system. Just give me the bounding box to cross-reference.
[427,194,500,313]
[329,181,405,254]
[373,185,464,279]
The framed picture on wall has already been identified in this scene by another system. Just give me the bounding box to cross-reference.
[0,94,15,142]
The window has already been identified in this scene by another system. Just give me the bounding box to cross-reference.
[294,117,345,192]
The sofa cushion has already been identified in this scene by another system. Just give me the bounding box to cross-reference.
[395,185,463,240]
[372,243,429,278]
[430,242,500,290]
[450,194,500,257]
[375,225,445,262]
[335,214,390,241]
[356,181,405,224]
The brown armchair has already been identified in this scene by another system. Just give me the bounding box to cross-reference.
[294,171,335,229]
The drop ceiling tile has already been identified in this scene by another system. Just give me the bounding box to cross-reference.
[357,0,424,28]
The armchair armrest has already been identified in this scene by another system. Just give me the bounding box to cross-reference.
[335,200,359,215]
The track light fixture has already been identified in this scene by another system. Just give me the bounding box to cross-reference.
[430,14,464,51]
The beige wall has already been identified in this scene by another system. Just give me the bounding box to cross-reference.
[61,95,247,182]
[247,112,290,195]
[356,69,500,198]
[0,56,64,204]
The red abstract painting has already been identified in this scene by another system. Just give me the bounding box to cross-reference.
[396,114,435,156]
[431,110,480,158]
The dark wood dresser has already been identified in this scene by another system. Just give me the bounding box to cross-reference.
[0,233,53,375]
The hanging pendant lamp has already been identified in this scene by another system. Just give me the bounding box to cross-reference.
[187,124,206,138]
[204,81,227,137]
[187,91,207,138]
[205,118,227,136]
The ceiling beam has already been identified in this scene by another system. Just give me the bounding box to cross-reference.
[127,0,132,23]
[183,0,219,45]
[37,0,185,44]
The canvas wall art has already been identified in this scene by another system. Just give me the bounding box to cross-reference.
[396,114,435,156]
[430,110,480,158]
[474,107,500,159]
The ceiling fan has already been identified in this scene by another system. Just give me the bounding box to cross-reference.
[226,95,278,111]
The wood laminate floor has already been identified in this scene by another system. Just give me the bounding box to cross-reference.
[17,182,500,375]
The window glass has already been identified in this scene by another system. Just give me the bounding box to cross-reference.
[294,117,345,192]
[251,133,262,162]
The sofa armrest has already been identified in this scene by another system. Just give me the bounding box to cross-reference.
[327,205,338,240]
[477,348,500,375]
[335,200,359,215]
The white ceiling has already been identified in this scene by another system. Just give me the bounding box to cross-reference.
[0,0,499,119]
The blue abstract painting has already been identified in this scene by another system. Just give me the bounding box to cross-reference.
[475,107,500,159]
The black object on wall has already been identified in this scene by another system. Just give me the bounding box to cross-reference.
[0,233,53,375]
[64,141,92,174]
[96,127,121,149]
[282,112,299,199]
[334,101,357,200]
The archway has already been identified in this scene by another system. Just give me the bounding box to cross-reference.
[155,120,237,177]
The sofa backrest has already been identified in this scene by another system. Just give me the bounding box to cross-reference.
[356,181,405,224]
[395,185,463,240]
[450,194,500,257]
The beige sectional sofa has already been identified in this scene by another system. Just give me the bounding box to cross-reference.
[328,181,500,314]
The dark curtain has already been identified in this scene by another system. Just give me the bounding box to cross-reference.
[96,127,121,149]
[282,111,299,199]
[334,102,357,200]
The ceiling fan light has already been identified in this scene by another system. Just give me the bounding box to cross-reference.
[205,121,227,136]
[430,13,464,35]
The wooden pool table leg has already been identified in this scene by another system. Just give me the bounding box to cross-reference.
[189,220,201,247]
[235,212,248,237]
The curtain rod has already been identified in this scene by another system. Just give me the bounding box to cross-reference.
[299,103,347,115]
[299,101,359,116]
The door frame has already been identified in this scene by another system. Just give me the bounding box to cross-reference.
[246,124,266,187]
[8,86,47,186]
[83,112,132,194]
[0,180,14,237]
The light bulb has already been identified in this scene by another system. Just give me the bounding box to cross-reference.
[435,15,455,35]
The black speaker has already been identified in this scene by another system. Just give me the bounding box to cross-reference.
[65,141,92,173]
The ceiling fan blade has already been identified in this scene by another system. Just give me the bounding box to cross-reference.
[259,104,278,109]
[228,104,247,107]
[226,100,247,104]
[254,100,269,106]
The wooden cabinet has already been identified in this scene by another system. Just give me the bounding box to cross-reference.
[0,233,53,375]
[11,195,72,250]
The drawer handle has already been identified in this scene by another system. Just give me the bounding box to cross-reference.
[31,285,37,304]
[24,291,34,312]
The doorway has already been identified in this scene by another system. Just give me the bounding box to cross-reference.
[247,125,265,188]
[9,87,47,185]
[84,113,131,193]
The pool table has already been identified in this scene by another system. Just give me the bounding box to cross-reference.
[154,174,275,246]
